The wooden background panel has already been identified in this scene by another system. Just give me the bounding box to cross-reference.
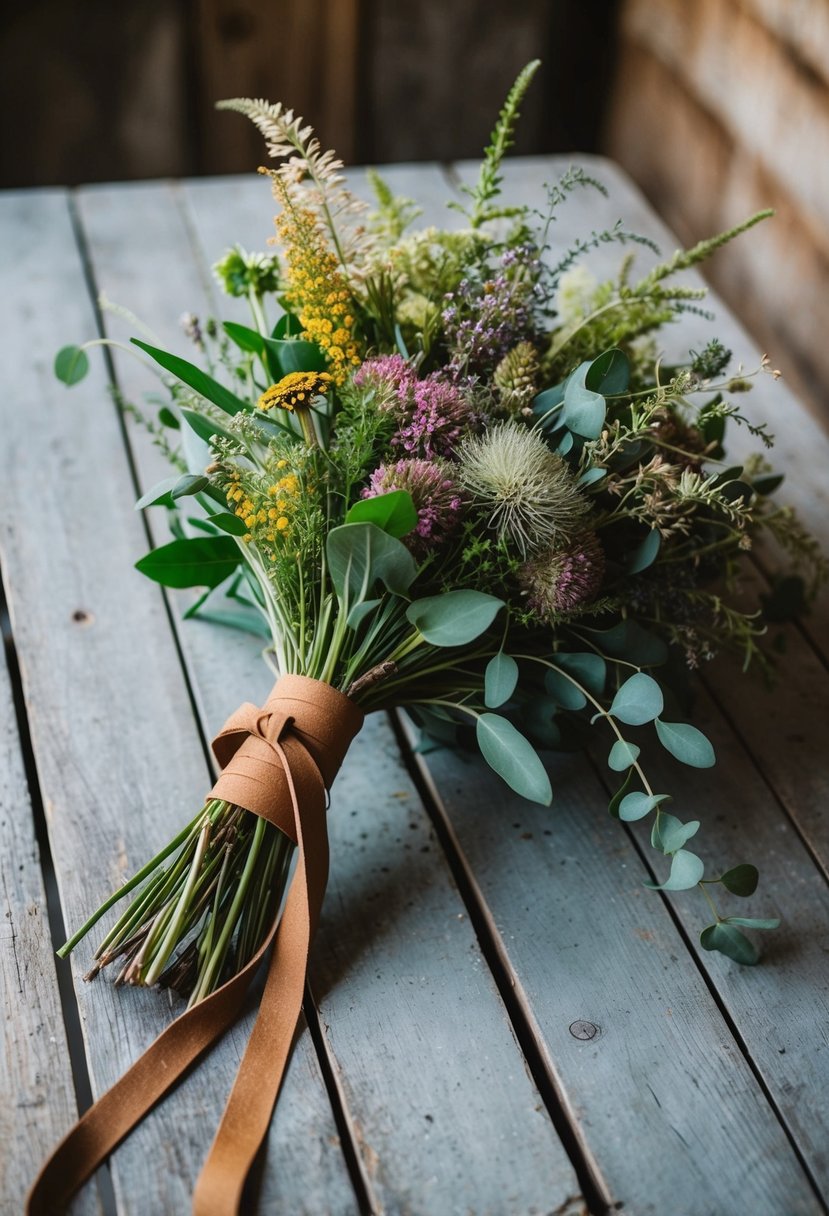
[606,0,829,425]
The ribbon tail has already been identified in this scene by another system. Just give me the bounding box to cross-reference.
[192,735,328,1216]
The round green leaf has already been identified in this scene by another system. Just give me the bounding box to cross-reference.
[560,362,606,438]
[718,863,758,897]
[54,344,90,386]
[554,652,606,696]
[610,673,664,725]
[585,347,630,396]
[587,620,668,667]
[644,848,704,890]
[655,719,715,768]
[485,653,519,709]
[699,922,759,965]
[618,791,670,822]
[346,490,417,538]
[407,590,504,647]
[651,812,700,854]
[544,668,587,711]
[608,739,640,772]
[476,714,552,805]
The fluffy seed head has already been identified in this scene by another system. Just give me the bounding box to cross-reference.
[458,422,590,555]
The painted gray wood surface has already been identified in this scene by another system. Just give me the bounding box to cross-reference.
[0,189,354,1216]
[0,641,99,1216]
[76,169,583,1214]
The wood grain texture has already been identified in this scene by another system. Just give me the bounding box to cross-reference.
[77,167,584,1214]
[0,641,100,1215]
[0,187,354,1215]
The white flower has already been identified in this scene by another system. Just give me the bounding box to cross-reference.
[555,265,598,324]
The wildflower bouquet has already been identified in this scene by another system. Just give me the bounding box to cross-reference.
[33,61,824,1216]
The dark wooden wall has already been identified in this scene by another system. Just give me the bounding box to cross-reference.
[0,0,618,187]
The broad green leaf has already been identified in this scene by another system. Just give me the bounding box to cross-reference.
[651,812,700,854]
[266,337,327,375]
[206,512,248,537]
[578,467,607,487]
[476,714,552,805]
[608,739,640,771]
[718,863,758,897]
[346,599,381,630]
[699,922,759,965]
[723,916,780,930]
[556,431,574,455]
[554,652,606,696]
[626,529,661,574]
[655,719,715,768]
[132,338,250,415]
[135,476,179,511]
[55,344,89,386]
[326,523,417,604]
[346,490,417,538]
[272,313,301,339]
[618,791,670,822]
[544,667,587,711]
[644,848,704,891]
[608,769,633,818]
[610,673,664,725]
[135,536,241,590]
[179,406,236,446]
[753,473,783,496]
[560,361,606,438]
[407,590,503,647]
[171,473,208,500]
[223,320,265,354]
[532,381,565,419]
[585,620,668,666]
[585,347,630,396]
[180,423,212,476]
[157,406,180,429]
[485,653,519,708]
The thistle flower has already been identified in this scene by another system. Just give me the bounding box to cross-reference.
[364,458,463,557]
[393,375,475,459]
[353,353,416,403]
[458,422,590,555]
[494,342,539,415]
[519,532,605,620]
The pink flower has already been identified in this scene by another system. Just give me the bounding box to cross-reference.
[364,458,464,557]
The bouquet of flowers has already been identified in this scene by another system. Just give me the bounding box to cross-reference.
[33,60,824,1216]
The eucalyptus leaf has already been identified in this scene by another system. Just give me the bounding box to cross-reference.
[485,653,519,708]
[718,863,758,897]
[699,922,759,965]
[346,490,417,538]
[608,739,640,771]
[586,620,668,666]
[407,590,504,647]
[644,849,705,891]
[618,791,670,822]
[610,673,664,725]
[585,347,630,396]
[655,719,716,768]
[560,361,607,438]
[131,339,250,415]
[346,599,382,630]
[626,529,661,574]
[578,467,607,487]
[554,652,606,696]
[544,668,587,711]
[608,770,633,818]
[722,916,780,930]
[135,536,241,590]
[521,697,562,749]
[55,344,90,386]
[326,523,417,605]
[651,812,700,854]
[476,714,552,805]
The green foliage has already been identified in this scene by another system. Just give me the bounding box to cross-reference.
[407,590,504,647]
[135,536,241,589]
[345,490,417,538]
[476,712,552,805]
[610,673,664,725]
[655,719,716,768]
[55,344,90,386]
[485,653,519,708]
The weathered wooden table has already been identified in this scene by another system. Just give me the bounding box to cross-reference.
[2,156,829,1216]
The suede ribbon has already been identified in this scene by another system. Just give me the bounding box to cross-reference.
[27,674,364,1216]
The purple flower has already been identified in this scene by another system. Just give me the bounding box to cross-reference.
[392,374,475,459]
[364,458,464,557]
[353,354,416,397]
[520,532,605,621]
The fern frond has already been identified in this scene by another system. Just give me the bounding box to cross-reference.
[366,168,422,243]
[637,210,774,292]
[463,59,541,229]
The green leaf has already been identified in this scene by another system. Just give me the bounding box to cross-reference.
[618,791,670,822]
[54,344,89,386]
[407,590,503,647]
[699,922,759,965]
[171,473,208,500]
[206,511,248,537]
[651,812,700,854]
[585,348,630,396]
[521,697,562,749]
[532,382,565,420]
[578,467,607,487]
[723,916,780,930]
[586,620,668,666]
[608,739,640,771]
[135,476,179,511]
[326,523,417,605]
[485,653,519,708]
[644,849,704,890]
[626,529,661,574]
[718,863,758,897]
[346,599,382,630]
[158,406,180,429]
[135,536,241,589]
[131,339,250,415]
[544,668,587,710]
[223,321,265,354]
[346,490,417,538]
[608,769,633,818]
[272,313,301,339]
[610,673,664,725]
[560,361,606,438]
[266,337,327,375]
[554,652,606,695]
[753,473,783,496]
[179,406,236,446]
[655,719,715,768]
[476,714,552,805]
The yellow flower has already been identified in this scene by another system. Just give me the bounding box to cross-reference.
[258,371,333,413]
[276,516,290,531]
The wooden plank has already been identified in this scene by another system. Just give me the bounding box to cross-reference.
[0,633,100,1215]
[0,187,355,1215]
[76,174,585,1212]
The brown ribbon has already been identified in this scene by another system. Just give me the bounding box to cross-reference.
[27,675,364,1216]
